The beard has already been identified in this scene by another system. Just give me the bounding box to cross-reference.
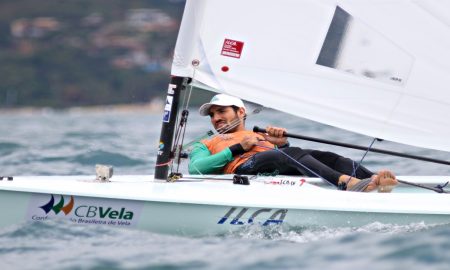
[216,115,241,133]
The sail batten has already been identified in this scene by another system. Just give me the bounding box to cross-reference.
[172,0,450,152]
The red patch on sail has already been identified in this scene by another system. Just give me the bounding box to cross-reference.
[221,39,244,58]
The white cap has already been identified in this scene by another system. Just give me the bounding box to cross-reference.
[199,94,246,116]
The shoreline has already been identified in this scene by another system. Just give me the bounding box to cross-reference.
[0,101,165,115]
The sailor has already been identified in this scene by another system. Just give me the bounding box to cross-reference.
[189,94,398,192]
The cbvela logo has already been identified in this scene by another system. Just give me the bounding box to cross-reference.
[27,193,144,228]
[74,205,134,220]
[40,194,74,215]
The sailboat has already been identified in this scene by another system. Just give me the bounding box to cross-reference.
[1,0,450,236]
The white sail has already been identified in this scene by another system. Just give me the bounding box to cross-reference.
[172,0,450,152]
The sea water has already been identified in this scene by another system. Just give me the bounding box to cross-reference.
[1,108,450,270]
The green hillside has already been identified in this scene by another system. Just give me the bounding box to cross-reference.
[0,0,185,108]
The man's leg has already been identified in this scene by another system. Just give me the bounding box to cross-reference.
[236,147,343,185]
[235,147,397,191]
[305,150,374,179]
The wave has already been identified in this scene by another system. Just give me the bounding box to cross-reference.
[1,220,450,270]
[68,150,147,166]
[0,142,22,156]
[64,131,119,140]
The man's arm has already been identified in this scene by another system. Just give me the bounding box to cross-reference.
[261,126,288,147]
[188,142,234,174]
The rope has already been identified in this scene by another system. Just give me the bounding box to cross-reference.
[170,79,194,174]
[347,178,372,192]
[169,67,197,175]
[246,139,381,192]
[183,106,264,150]
[342,137,379,187]
[155,160,172,167]
[186,107,264,177]
[350,138,378,177]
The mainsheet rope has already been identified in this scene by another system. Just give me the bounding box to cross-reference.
[190,134,380,191]
[167,73,377,186]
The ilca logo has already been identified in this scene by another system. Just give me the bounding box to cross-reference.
[218,207,288,226]
[40,194,75,216]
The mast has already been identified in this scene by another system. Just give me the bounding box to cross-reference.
[154,76,189,180]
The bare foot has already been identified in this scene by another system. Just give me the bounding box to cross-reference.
[365,170,398,193]
[338,175,363,190]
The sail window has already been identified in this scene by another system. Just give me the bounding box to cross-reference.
[316,6,413,86]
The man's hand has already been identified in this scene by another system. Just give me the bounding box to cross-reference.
[262,126,288,147]
[240,135,260,151]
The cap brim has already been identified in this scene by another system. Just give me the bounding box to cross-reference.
[199,103,213,116]
[198,99,246,116]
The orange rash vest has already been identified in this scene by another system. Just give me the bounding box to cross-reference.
[201,130,275,174]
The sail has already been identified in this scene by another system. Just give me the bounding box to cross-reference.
[172,0,450,152]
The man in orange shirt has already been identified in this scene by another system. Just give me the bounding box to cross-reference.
[189,94,397,192]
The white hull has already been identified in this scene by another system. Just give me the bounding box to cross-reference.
[1,175,450,235]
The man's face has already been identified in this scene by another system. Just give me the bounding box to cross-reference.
[208,105,245,133]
